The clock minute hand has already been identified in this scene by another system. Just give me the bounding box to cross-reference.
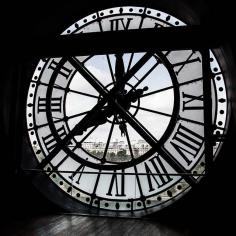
[37,98,106,169]
[67,57,113,134]
[114,52,153,93]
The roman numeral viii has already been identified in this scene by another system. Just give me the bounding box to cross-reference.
[144,155,173,192]
[170,124,204,166]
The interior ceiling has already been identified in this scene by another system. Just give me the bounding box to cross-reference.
[1,0,234,48]
[1,0,236,121]
[1,0,235,64]
[1,0,234,35]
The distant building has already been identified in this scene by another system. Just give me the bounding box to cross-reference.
[82,139,150,159]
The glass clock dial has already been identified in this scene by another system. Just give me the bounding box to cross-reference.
[26,6,229,215]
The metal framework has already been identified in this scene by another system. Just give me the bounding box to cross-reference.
[14,23,227,219]
[18,26,222,57]
[21,26,217,177]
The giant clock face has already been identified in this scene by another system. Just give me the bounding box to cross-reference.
[26,6,229,215]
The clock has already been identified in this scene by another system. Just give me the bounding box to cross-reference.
[24,5,230,216]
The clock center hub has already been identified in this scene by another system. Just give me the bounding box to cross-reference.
[103,82,148,124]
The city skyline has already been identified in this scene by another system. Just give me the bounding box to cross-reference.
[82,138,151,160]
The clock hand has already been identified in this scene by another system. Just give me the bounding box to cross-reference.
[115,53,125,82]
[119,118,127,137]
[78,85,149,135]
[76,106,113,134]
[125,51,171,99]
[115,52,153,94]
[78,53,125,135]
[115,53,125,91]
[38,95,109,169]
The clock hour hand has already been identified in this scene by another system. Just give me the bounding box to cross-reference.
[75,105,113,135]
[117,86,148,136]
[115,53,125,89]
[76,85,149,135]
